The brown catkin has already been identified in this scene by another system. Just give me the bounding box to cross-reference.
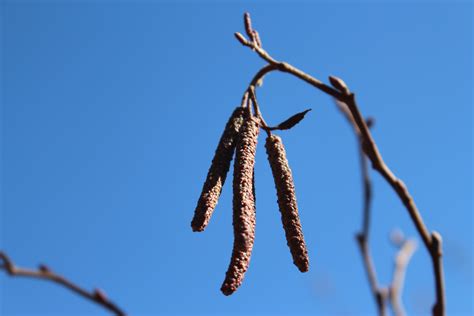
[191,107,246,232]
[221,115,259,296]
[265,135,309,272]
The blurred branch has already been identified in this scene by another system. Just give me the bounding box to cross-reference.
[0,251,126,316]
[389,237,418,316]
[335,100,388,315]
[235,12,445,315]
[336,99,419,316]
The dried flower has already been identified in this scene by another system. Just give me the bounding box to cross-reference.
[221,115,259,295]
[191,107,246,232]
[265,134,309,272]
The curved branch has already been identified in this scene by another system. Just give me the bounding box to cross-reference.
[0,251,126,316]
[235,12,445,316]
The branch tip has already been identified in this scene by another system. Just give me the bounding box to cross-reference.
[329,75,350,95]
[234,32,249,46]
[244,12,253,39]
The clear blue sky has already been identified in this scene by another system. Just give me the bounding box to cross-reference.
[1,1,472,315]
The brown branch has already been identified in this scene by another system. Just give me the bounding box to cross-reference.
[389,238,418,316]
[235,12,445,316]
[0,251,126,316]
[335,99,387,315]
[337,98,418,316]
[356,234,388,316]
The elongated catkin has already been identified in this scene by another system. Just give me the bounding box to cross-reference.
[221,116,259,296]
[191,107,246,232]
[265,135,309,272]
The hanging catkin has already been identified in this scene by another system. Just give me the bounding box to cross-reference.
[265,135,309,272]
[191,107,246,232]
[221,115,259,296]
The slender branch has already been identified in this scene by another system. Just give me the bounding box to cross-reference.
[336,98,418,316]
[0,251,126,316]
[356,234,388,316]
[335,99,386,315]
[389,238,418,316]
[355,140,387,316]
[248,86,271,136]
[235,13,445,315]
[430,232,445,316]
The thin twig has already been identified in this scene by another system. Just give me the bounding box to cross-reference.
[335,100,387,315]
[337,98,418,316]
[248,87,271,136]
[235,12,445,316]
[390,238,418,316]
[356,235,388,316]
[0,251,126,316]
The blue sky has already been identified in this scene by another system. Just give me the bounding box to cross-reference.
[1,1,472,315]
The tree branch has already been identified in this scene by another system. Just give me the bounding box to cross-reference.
[389,237,418,316]
[0,251,126,316]
[235,12,445,316]
[335,99,387,315]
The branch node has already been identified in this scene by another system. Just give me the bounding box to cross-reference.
[252,30,262,47]
[431,231,443,256]
[38,264,51,273]
[355,232,365,245]
[94,288,108,303]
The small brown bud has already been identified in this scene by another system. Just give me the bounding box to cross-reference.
[265,135,309,272]
[94,288,108,302]
[38,264,50,273]
[221,116,259,295]
[329,76,350,95]
[191,107,246,232]
[366,117,375,129]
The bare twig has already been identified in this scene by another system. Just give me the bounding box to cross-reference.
[390,238,418,316]
[336,99,387,315]
[337,98,418,316]
[0,251,126,316]
[235,12,445,316]
[356,233,388,316]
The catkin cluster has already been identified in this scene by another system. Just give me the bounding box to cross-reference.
[192,104,309,296]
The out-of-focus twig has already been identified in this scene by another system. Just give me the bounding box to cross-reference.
[389,237,418,316]
[335,99,388,315]
[0,251,126,316]
[234,13,445,315]
[336,99,419,315]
